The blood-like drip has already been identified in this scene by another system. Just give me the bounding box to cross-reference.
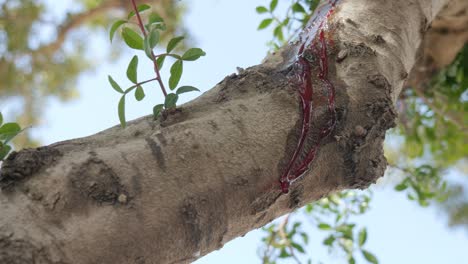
[279,0,340,193]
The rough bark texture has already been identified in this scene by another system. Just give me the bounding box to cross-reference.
[0,0,464,263]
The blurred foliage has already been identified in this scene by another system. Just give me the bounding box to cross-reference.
[257,0,467,263]
[0,0,188,147]
[0,112,22,160]
[260,191,376,264]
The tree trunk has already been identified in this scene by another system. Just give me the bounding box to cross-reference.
[0,0,465,263]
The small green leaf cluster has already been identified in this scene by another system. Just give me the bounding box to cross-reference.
[260,217,310,264]
[260,190,378,264]
[399,45,467,165]
[392,165,449,207]
[256,0,320,50]
[307,191,377,264]
[0,112,22,160]
[108,4,205,127]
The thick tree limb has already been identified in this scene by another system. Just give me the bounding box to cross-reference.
[0,0,460,263]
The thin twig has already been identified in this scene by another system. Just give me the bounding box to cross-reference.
[130,0,168,97]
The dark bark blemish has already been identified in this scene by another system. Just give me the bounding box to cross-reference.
[181,199,202,250]
[0,147,62,191]
[232,118,247,135]
[344,42,375,57]
[180,194,227,254]
[367,74,391,91]
[345,18,358,27]
[372,34,385,44]
[69,156,128,206]
[250,190,281,215]
[120,153,143,198]
[133,130,142,137]
[135,256,146,264]
[208,120,219,131]
[160,108,188,127]
[288,186,303,209]
[155,132,167,146]
[238,104,249,112]
[145,137,166,170]
[0,233,65,264]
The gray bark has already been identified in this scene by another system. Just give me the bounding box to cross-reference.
[0,0,464,263]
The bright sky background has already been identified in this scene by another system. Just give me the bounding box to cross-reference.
[20,0,468,263]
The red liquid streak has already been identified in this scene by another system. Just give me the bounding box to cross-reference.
[279,0,339,193]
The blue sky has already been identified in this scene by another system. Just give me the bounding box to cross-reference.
[24,0,468,263]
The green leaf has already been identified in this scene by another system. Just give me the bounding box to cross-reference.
[292,3,306,13]
[395,182,408,191]
[300,232,309,244]
[169,60,183,90]
[144,38,153,60]
[0,144,11,161]
[348,257,356,264]
[108,75,124,93]
[270,0,278,11]
[256,6,268,13]
[148,13,164,25]
[323,235,335,246]
[156,55,166,69]
[164,93,179,109]
[279,248,290,258]
[167,36,184,53]
[318,223,332,230]
[153,104,164,119]
[118,96,126,128]
[362,250,378,264]
[128,4,151,19]
[258,18,273,30]
[134,86,145,101]
[176,86,200,95]
[181,48,206,61]
[0,112,3,126]
[291,242,305,253]
[126,56,138,83]
[147,28,160,49]
[274,25,284,41]
[0,123,21,142]
[358,228,367,247]
[122,27,144,50]
[109,19,127,42]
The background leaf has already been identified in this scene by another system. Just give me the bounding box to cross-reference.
[362,250,378,264]
[153,104,164,119]
[181,48,206,61]
[167,36,184,53]
[128,4,151,19]
[135,86,145,101]
[0,144,12,160]
[164,93,179,108]
[0,123,21,142]
[258,18,273,30]
[176,86,200,94]
[118,96,126,128]
[169,60,183,89]
[108,75,124,93]
[126,56,138,83]
[109,20,126,42]
[122,27,144,50]
[256,6,268,14]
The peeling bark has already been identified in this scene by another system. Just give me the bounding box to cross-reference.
[0,0,463,263]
